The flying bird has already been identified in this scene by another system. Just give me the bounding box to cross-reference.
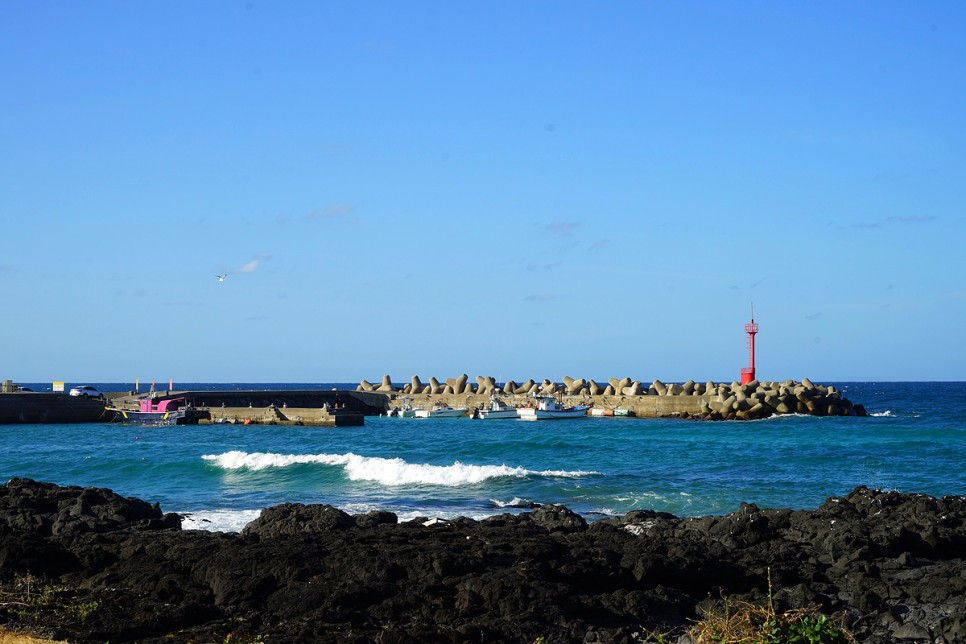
[216,274,227,282]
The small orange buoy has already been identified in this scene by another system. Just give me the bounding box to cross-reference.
[244,419,252,425]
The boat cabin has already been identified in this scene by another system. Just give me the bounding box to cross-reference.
[138,397,187,413]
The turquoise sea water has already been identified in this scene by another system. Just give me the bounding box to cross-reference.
[2,382,963,531]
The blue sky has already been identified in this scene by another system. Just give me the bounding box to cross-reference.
[2,2,964,384]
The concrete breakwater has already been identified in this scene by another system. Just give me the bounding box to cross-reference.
[357,375,867,420]
[0,392,110,424]
[107,389,377,426]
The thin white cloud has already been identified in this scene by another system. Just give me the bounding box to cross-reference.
[843,214,938,230]
[275,203,357,226]
[360,39,394,53]
[545,221,581,235]
[523,294,559,302]
[525,261,563,272]
[236,253,271,274]
[886,215,937,224]
[323,141,354,154]
[307,203,354,221]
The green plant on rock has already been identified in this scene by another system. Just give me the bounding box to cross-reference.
[223,632,265,644]
[683,569,852,644]
[66,599,101,623]
[1,572,102,629]
[689,604,850,643]
[2,573,58,624]
[787,614,849,644]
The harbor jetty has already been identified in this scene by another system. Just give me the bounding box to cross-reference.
[107,389,373,427]
[358,374,867,420]
[0,377,865,424]
[0,391,109,424]
[0,386,374,426]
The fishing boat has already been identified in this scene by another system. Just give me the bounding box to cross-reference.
[387,397,418,418]
[107,396,206,426]
[517,396,589,421]
[589,407,634,418]
[413,403,468,419]
[474,395,520,420]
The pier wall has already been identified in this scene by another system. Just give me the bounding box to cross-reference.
[377,376,865,420]
[0,393,109,424]
[202,407,363,427]
[0,382,863,423]
[111,390,387,417]
[384,392,714,418]
[0,391,383,425]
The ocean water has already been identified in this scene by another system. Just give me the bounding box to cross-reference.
[2,382,964,532]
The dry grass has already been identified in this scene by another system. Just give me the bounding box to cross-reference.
[684,570,853,644]
[0,630,66,644]
[0,573,97,644]
[686,599,853,643]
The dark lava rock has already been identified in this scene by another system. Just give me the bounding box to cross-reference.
[0,478,964,643]
[530,503,588,532]
[240,502,355,538]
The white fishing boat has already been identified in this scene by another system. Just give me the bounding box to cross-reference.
[387,397,418,418]
[517,396,589,421]
[474,395,520,420]
[588,406,633,418]
[413,404,468,419]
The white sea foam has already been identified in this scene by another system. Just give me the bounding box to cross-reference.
[490,497,534,508]
[870,410,894,417]
[179,509,262,533]
[202,450,352,471]
[753,412,810,422]
[179,505,502,533]
[202,450,598,487]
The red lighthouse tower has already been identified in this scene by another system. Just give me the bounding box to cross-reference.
[740,306,758,384]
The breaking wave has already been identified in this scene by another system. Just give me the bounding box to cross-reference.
[870,411,894,417]
[490,497,538,508]
[179,509,261,533]
[202,450,598,486]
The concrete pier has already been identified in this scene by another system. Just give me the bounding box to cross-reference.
[201,406,362,427]
[0,380,864,424]
[384,391,710,418]
[107,389,373,427]
[0,393,110,424]
[0,390,377,426]
[371,377,866,420]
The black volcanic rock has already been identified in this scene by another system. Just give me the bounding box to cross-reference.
[0,478,964,643]
[240,502,357,538]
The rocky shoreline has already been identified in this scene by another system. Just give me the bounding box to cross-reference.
[1,479,962,643]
